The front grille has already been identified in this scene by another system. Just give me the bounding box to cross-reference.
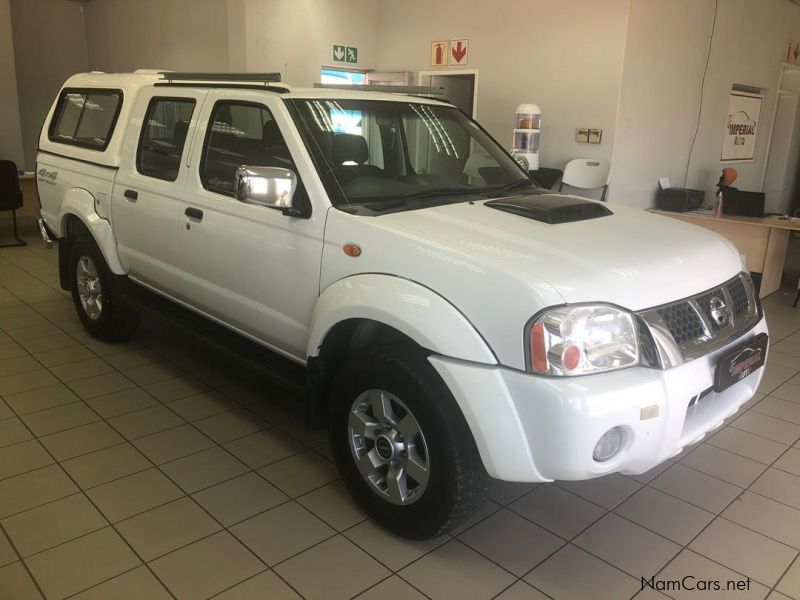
[657,303,705,345]
[728,278,749,317]
[695,288,726,332]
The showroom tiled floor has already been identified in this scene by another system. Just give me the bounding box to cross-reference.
[0,231,800,599]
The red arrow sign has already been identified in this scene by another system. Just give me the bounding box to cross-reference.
[451,41,467,64]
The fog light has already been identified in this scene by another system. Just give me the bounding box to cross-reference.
[593,427,623,462]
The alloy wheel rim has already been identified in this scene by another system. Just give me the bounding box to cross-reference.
[76,256,103,321]
[348,388,430,505]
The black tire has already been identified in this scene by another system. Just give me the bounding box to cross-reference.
[68,235,139,341]
[329,348,488,539]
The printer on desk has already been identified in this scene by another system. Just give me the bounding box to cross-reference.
[656,177,705,212]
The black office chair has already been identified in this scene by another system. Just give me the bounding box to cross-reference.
[0,160,26,247]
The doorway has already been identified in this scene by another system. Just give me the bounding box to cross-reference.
[418,70,478,117]
[763,64,800,215]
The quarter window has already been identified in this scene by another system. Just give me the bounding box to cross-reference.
[137,98,196,181]
[49,89,122,150]
[201,101,295,196]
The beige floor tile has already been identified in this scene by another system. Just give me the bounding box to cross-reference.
[344,519,448,571]
[193,472,288,527]
[752,469,800,516]
[773,382,800,404]
[0,342,27,360]
[231,501,334,566]
[2,493,106,557]
[20,401,99,436]
[117,497,221,561]
[166,390,237,421]
[0,356,42,377]
[84,387,159,419]
[459,508,564,576]
[525,544,638,600]
[0,528,17,567]
[755,396,800,425]
[766,351,800,369]
[731,411,800,444]
[0,465,78,518]
[486,479,539,506]
[149,531,264,600]
[39,421,123,461]
[161,446,249,493]
[0,417,33,448]
[690,517,797,586]
[765,363,799,383]
[133,424,215,464]
[451,499,501,536]
[777,557,800,598]
[556,473,642,510]
[494,580,550,600]
[223,428,304,469]
[0,397,13,420]
[509,483,606,539]
[61,442,150,489]
[657,549,768,599]
[398,539,513,600]
[0,440,53,480]
[296,481,366,531]
[0,561,43,600]
[102,349,161,371]
[4,383,81,414]
[142,375,209,402]
[258,451,339,497]
[723,491,800,549]
[33,345,95,367]
[0,369,59,397]
[87,468,184,522]
[774,448,800,478]
[9,326,64,343]
[708,426,788,464]
[123,362,184,386]
[574,513,680,577]
[19,334,78,354]
[68,371,136,399]
[615,485,714,545]
[214,570,300,600]
[277,417,329,447]
[194,409,268,444]
[276,536,390,600]
[680,443,767,487]
[70,565,172,600]
[650,463,743,513]
[24,527,140,599]
[48,357,116,383]
[108,405,185,440]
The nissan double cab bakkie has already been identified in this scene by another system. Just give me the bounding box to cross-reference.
[36,70,769,539]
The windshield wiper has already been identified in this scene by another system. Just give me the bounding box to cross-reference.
[370,187,487,212]
[487,179,538,198]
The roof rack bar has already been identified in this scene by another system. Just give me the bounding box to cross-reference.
[313,84,444,95]
[160,72,282,83]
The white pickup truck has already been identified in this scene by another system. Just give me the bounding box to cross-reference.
[36,71,768,539]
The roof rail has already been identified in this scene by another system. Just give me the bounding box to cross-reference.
[159,72,282,83]
[313,83,445,95]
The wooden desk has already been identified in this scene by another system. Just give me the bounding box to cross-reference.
[650,209,800,298]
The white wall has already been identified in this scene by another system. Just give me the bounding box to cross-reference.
[0,0,25,168]
[612,0,800,208]
[375,0,630,172]
[9,0,88,171]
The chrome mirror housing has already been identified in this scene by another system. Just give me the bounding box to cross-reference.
[234,166,297,210]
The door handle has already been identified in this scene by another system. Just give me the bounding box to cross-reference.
[184,207,204,221]
[123,189,138,201]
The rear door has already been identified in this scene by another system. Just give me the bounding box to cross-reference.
[112,89,207,293]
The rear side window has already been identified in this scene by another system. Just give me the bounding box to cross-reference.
[137,97,196,181]
[49,88,122,150]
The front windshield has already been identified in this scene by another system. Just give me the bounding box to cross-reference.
[290,98,532,213]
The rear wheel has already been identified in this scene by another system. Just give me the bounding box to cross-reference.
[330,348,488,539]
[68,236,138,340]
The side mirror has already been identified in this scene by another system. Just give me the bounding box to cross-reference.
[234,166,298,212]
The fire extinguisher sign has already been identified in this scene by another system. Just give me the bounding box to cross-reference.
[430,41,449,67]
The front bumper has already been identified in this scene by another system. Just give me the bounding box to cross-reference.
[429,315,768,482]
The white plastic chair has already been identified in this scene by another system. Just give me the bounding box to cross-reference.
[559,158,611,201]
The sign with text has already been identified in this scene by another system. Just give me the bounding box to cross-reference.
[333,45,358,64]
[721,91,762,162]
[449,39,469,66]
[431,41,449,66]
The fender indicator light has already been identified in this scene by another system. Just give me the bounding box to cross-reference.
[530,323,548,372]
[343,243,362,257]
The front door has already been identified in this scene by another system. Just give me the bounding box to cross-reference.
[177,91,327,360]
[112,90,207,293]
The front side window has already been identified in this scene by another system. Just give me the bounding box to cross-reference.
[50,89,122,150]
[201,101,295,196]
[291,99,530,213]
[137,97,196,181]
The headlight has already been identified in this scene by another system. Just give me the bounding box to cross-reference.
[527,305,640,376]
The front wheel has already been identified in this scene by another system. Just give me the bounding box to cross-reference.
[68,237,139,340]
[329,348,488,539]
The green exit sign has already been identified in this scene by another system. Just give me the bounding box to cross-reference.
[333,45,358,64]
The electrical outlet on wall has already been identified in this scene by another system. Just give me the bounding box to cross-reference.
[588,129,603,144]
[576,129,589,143]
